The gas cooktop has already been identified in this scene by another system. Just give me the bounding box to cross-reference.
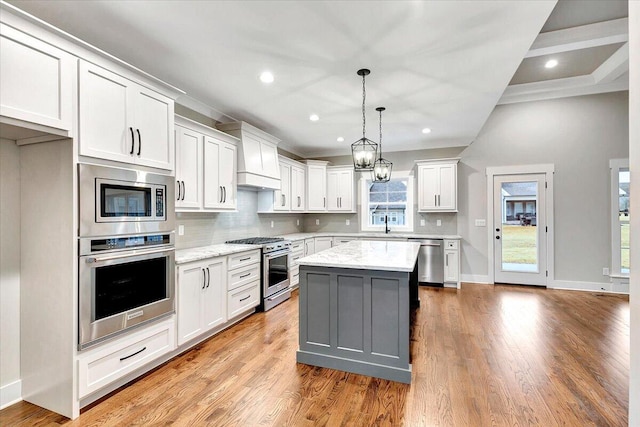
[226,237,285,245]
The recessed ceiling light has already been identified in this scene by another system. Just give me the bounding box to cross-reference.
[337,137,344,142]
[309,114,319,122]
[259,71,274,83]
[422,128,432,134]
[545,59,558,69]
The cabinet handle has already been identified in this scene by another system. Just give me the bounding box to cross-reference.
[119,346,146,361]
[206,267,210,288]
[438,194,440,206]
[136,129,142,156]
[219,186,223,203]
[446,254,449,267]
[202,268,206,289]
[240,272,251,279]
[129,127,135,154]
[181,181,186,201]
[434,194,437,206]
[281,194,285,207]
[323,197,326,207]
[298,196,301,207]
[177,180,181,201]
[239,257,251,262]
[239,294,251,302]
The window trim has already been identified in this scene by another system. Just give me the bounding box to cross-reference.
[359,171,414,232]
[610,158,629,277]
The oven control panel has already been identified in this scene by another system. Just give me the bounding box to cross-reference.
[89,234,172,252]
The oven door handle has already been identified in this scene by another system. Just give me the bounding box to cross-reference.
[84,247,174,263]
[264,250,291,260]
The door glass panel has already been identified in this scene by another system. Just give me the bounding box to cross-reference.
[619,169,630,274]
[500,181,538,272]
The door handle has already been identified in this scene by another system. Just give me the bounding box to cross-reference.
[136,129,141,156]
[129,127,135,154]
[496,228,500,232]
[496,236,500,240]
[323,197,326,207]
[446,253,449,267]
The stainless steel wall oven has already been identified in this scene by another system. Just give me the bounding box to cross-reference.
[78,233,175,349]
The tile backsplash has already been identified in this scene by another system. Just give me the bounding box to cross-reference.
[175,189,303,249]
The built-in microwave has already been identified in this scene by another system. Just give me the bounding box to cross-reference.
[79,163,175,237]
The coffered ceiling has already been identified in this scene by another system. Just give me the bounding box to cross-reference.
[5,1,628,158]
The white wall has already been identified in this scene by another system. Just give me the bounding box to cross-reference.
[628,1,639,424]
[458,92,629,285]
[0,140,21,407]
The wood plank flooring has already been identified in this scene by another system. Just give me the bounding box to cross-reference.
[1,284,629,426]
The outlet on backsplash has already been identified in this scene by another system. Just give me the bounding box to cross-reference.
[270,220,274,228]
[420,219,425,227]
[316,219,320,225]
[178,224,185,236]
[346,219,350,226]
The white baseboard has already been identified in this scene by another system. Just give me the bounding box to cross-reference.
[549,279,629,294]
[460,274,490,284]
[0,380,22,409]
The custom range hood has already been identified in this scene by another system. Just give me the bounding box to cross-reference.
[217,121,281,190]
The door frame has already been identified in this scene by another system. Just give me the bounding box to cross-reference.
[486,164,555,285]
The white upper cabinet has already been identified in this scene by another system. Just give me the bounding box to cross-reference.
[0,23,74,136]
[327,166,355,212]
[257,156,306,213]
[175,115,238,212]
[416,158,459,212]
[305,160,328,212]
[78,60,174,171]
[216,121,281,190]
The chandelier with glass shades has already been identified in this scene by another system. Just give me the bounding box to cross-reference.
[351,68,378,171]
[372,106,392,182]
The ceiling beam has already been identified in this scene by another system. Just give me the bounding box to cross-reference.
[592,42,629,84]
[525,18,629,58]
[498,76,628,105]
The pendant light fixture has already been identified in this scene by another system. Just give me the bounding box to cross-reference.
[351,68,378,171]
[372,107,392,183]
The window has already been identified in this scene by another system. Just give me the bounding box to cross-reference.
[610,159,629,276]
[360,172,413,232]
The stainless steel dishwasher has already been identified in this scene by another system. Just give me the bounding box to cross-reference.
[412,239,444,284]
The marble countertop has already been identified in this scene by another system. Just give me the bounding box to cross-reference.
[297,240,421,272]
[279,232,461,241]
[176,243,259,265]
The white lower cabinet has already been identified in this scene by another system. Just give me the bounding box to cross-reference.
[289,239,305,288]
[177,257,227,345]
[314,237,332,253]
[77,318,175,399]
[227,249,261,317]
[444,239,460,288]
[228,282,260,318]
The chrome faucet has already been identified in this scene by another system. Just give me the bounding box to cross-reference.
[385,215,390,234]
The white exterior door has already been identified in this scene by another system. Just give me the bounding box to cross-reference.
[493,173,548,286]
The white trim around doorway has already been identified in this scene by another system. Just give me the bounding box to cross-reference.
[486,164,555,285]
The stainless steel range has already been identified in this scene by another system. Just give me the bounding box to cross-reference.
[226,237,292,311]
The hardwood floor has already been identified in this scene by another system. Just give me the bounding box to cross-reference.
[1,284,629,426]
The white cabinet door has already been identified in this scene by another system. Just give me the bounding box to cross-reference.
[219,142,237,209]
[314,237,332,253]
[202,258,227,330]
[131,85,174,170]
[327,171,340,210]
[418,165,440,210]
[444,250,459,283]
[291,165,306,211]
[79,61,133,164]
[274,162,291,211]
[260,140,280,180]
[327,168,354,212]
[175,126,202,209]
[307,164,327,211]
[0,23,74,132]
[437,164,456,211]
[304,238,315,256]
[203,135,222,209]
[79,60,174,170]
[177,263,206,345]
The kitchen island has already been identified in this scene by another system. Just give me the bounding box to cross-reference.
[296,240,420,384]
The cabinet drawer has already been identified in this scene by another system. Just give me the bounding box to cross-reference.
[78,318,175,398]
[291,240,304,252]
[228,263,260,291]
[445,240,459,250]
[290,251,304,266]
[228,250,260,270]
[290,265,300,287]
[228,281,260,318]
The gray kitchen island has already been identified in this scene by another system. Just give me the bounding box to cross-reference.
[296,240,420,384]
